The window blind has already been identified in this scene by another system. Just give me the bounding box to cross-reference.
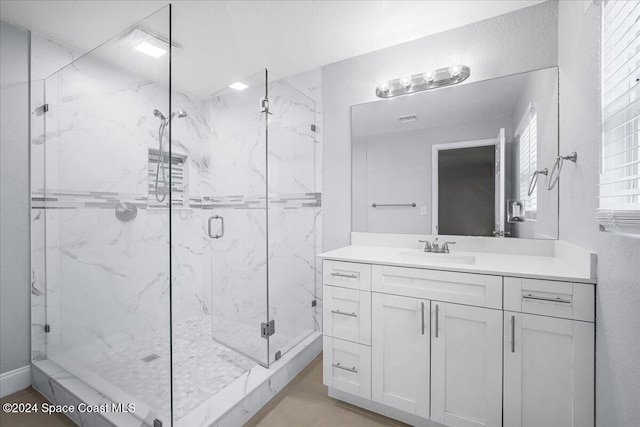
[599,0,640,231]
[517,104,538,216]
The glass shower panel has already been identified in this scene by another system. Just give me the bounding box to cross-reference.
[267,71,318,363]
[208,70,269,366]
[42,7,172,425]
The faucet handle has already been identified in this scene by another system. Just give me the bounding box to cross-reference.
[442,242,456,253]
[418,240,432,252]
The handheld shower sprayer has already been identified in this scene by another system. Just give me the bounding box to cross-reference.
[152,109,188,202]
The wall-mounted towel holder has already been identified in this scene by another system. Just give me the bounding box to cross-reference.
[547,152,577,190]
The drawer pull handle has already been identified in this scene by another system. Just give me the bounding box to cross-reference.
[331,310,358,318]
[435,304,440,338]
[331,272,358,279]
[332,362,358,373]
[522,294,571,304]
[511,315,516,353]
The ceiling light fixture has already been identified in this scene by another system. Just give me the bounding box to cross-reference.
[376,65,470,99]
[229,82,249,91]
[135,41,167,58]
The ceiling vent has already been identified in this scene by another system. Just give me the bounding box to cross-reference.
[397,114,417,124]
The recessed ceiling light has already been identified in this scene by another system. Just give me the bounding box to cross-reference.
[229,82,248,91]
[135,41,166,58]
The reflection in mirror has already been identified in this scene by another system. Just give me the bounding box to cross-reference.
[351,67,558,239]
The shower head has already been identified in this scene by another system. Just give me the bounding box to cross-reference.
[171,110,187,120]
[153,109,167,121]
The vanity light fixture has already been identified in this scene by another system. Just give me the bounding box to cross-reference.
[229,81,249,91]
[376,65,470,98]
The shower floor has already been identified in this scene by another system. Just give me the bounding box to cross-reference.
[50,315,270,422]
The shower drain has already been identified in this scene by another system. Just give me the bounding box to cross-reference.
[141,353,160,363]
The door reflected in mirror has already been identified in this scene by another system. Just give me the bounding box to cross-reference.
[351,66,558,239]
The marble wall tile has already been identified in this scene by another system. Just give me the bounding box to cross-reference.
[31,30,323,423]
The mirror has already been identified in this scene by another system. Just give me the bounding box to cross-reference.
[351,67,558,239]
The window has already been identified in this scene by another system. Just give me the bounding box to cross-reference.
[517,103,538,217]
[599,0,640,232]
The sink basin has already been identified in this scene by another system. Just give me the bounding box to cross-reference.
[394,251,476,265]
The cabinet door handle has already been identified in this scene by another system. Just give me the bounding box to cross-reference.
[435,304,439,338]
[421,302,425,335]
[331,310,357,318]
[511,315,516,353]
[522,294,571,304]
[331,272,358,279]
[332,362,358,373]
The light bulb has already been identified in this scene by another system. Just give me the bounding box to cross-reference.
[377,81,389,92]
[423,71,435,82]
[399,77,412,88]
[449,65,462,77]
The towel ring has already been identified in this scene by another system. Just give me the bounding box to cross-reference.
[527,168,548,196]
[547,152,577,190]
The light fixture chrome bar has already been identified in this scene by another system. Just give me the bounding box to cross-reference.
[376,65,470,98]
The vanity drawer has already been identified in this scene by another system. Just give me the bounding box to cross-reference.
[323,260,371,291]
[504,277,595,322]
[371,264,502,309]
[323,336,371,399]
[324,285,372,345]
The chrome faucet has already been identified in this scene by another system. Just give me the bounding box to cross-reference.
[419,238,456,253]
[431,238,440,253]
[419,239,432,252]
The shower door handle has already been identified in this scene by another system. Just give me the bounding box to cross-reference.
[208,215,224,239]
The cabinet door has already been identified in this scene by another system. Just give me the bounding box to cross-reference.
[504,312,594,427]
[431,302,502,427]
[372,293,430,418]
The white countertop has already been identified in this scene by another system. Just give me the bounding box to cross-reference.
[319,245,596,284]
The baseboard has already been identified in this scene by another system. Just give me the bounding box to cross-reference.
[328,388,445,427]
[0,365,32,398]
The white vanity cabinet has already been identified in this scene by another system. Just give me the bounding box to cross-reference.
[430,302,502,427]
[371,293,430,418]
[503,278,595,427]
[321,259,595,427]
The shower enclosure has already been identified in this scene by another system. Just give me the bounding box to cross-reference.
[31,6,319,426]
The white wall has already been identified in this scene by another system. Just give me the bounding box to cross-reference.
[322,1,559,251]
[557,2,640,426]
[0,20,30,375]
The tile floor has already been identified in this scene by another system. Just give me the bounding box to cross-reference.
[51,315,259,421]
[1,354,407,427]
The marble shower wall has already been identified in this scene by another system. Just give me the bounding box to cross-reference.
[30,30,214,367]
[31,30,323,367]
[208,69,322,363]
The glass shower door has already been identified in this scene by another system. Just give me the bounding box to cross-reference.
[42,6,172,425]
[266,71,318,363]
[208,70,270,366]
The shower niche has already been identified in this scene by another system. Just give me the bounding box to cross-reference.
[30,5,321,426]
[148,149,186,206]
